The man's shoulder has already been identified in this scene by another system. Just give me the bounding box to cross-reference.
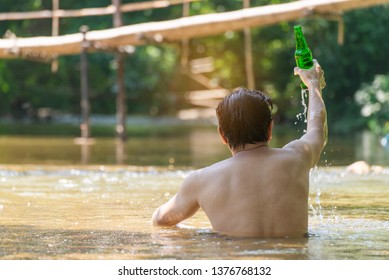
[282,139,312,155]
[202,157,233,174]
[279,139,316,169]
[186,158,232,181]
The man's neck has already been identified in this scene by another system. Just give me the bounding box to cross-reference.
[231,142,268,156]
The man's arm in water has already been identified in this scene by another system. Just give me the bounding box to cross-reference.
[284,59,328,167]
[152,172,200,227]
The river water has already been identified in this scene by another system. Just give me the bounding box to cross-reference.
[1,128,388,167]
[0,127,388,259]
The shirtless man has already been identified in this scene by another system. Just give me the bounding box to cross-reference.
[152,59,327,238]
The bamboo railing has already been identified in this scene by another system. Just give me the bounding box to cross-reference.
[0,0,388,59]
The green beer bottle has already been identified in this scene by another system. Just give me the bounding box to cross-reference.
[294,25,313,88]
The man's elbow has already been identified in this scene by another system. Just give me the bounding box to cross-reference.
[151,208,164,226]
[151,208,176,227]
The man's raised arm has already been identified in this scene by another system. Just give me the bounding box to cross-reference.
[285,59,328,167]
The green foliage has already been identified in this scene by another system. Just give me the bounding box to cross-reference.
[355,74,389,135]
[123,45,179,115]
[312,6,389,133]
[0,0,388,135]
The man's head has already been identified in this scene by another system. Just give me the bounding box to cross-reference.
[216,87,273,150]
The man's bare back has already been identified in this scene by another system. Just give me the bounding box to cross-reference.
[152,60,327,238]
[193,145,311,237]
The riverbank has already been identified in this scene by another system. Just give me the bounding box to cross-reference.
[0,114,217,137]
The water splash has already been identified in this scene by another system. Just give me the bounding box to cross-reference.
[294,89,309,134]
[296,89,309,124]
[309,167,324,223]
[294,87,338,223]
[295,90,327,223]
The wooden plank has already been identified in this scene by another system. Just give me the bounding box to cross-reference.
[0,0,388,59]
[79,26,91,140]
[181,0,190,67]
[243,0,255,89]
[51,0,59,72]
[0,0,201,21]
[189,57,214,74]
[186,89,228,100]
[112,0,127,141]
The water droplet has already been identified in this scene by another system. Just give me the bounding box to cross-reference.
[298,89,309,124]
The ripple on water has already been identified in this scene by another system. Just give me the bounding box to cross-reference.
[0,166,389,259]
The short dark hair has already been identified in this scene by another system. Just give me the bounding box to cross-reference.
[216,87,273,150]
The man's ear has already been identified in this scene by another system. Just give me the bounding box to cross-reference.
[268,120,274,141]
[218,126,228,145]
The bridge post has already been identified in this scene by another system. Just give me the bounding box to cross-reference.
[112,0,127,142]
[79,25,91,140]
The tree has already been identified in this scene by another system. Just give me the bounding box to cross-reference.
[0,0,388,134]
[355,74,389,135]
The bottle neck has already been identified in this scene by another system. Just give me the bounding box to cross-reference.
[295,32,308,49]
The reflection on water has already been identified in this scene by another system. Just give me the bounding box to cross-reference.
[0,128,389,167]
[0,127,388,259]
[0,128,228,167]
[0,166,388,260]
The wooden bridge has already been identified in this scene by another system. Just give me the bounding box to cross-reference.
[1,0,388,141]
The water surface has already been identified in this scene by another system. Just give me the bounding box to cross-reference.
[0,166,388,260]
[0,127,388,259]
[0,128,388,167]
